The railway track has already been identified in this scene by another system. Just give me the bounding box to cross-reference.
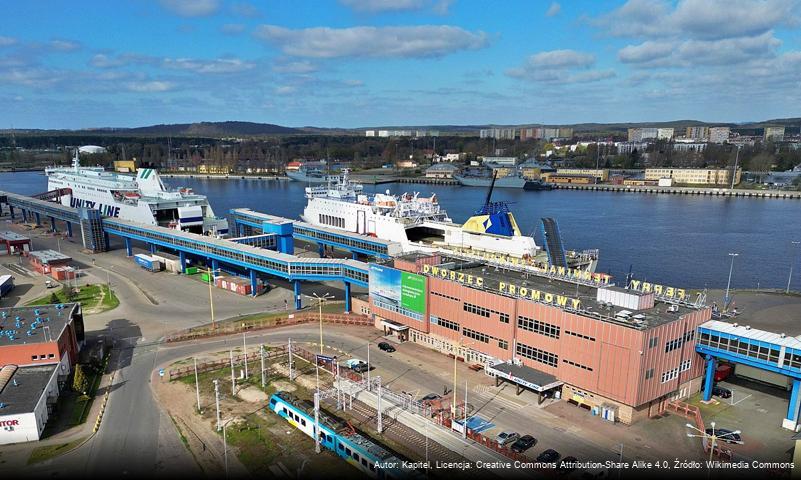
[320,395,467,467]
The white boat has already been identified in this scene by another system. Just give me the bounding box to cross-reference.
[46,150,228,235]
[301,170,598,272]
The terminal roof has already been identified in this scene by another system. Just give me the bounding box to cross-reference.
[0,364,57,415]
[397,253,700,330]
[0,304,76,348]
[28,250,71,264]
[0,231,29,241]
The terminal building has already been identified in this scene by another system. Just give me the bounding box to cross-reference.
[0,304,84,445]
[365,253,710,424]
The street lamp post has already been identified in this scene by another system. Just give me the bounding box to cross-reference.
[206,267,221,330]
[686,421,741,477]
[305,292,333,354]
[787,241,800,294]
[724,253,738,311]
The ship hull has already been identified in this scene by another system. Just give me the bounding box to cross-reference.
[287,171,332,183]
[453,174,526,188]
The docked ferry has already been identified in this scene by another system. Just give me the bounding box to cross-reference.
[301,170,598,272]
[45,150,228,235]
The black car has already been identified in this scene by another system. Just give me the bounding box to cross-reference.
[537,449,561,463]
[705,428,742,444]
[558,457,578,475]
[712,385,732,398]
[510,435,537,453]
[421,393,441,401]
[378,342,396,353]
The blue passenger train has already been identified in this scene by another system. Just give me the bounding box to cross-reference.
[268,391,424,479]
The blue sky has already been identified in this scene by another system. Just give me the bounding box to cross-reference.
[1,0,800,129]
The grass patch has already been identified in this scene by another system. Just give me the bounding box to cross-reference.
[71,367,103,426]
[27,437,87,465]
[223,416,281,475]
[27,284,119,313]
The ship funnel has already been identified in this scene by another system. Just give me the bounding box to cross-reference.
[72,149,81,171]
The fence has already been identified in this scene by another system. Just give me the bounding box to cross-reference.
[168,346,287,381]
[164,312,372,343]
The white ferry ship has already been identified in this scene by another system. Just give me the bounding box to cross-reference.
[301,170,598,272]
[46,150,228,235]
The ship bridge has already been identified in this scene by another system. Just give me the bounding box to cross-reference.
[230,208,402,259]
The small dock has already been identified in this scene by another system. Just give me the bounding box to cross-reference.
[551,184,801,199]
[394,177,459,185]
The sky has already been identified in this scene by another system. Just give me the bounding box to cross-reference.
[1,0,801,129]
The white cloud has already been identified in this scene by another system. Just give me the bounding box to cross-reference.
[159,0,220,17]
[125,80,175,92]
[272,60,318,74]
[545,2,561,17]
[342,79,364,87]
[89,53,158,68]
[506,49,614,84]
[619,32,782,66]
[49,39,80,52]
[594,0,800,40]
[521,49,595,69]
[254,24,488,58]
[221,23,246,35]
[0,36,17,47]
[162,57,255,74]
[274,85,297,95]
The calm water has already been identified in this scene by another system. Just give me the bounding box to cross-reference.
[2,171,800,290]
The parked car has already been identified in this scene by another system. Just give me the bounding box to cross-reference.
[510,435,537,453]
[558,456,578,475]
[496,431,520,447]
[345,358,369,373]
[537,449,561,462]
[421,393,441,402]
[714,364,733,382]
[712,385,732,398]
[378,342,396,353]
[705,428,742,444]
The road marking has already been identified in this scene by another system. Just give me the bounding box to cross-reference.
[731,393,752,406]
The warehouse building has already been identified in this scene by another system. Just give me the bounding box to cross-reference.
[0,304,83,445]
[366,253,710,424]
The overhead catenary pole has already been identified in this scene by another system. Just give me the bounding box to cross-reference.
[463,378,468,439]
[367,341,371,391]
[194,357,201,412]
[314,392,321,454]
[230,349,236,395]
[288,338,294,381]
[377,376,383,433]
[243,333,248,379]
[213,379,221,431]
[223,421,229,479]
[260,344,266,388]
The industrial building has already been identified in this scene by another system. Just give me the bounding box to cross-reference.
[365,253,710,424]
[0,303,83,445]
[644,167,741,186]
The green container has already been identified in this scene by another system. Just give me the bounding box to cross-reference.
[185,266,198,275]
[201,272,210,282]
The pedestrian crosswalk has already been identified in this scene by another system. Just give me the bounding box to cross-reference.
[471,384,531,409]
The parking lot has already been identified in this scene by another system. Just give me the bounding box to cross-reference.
[690,374,794,462]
